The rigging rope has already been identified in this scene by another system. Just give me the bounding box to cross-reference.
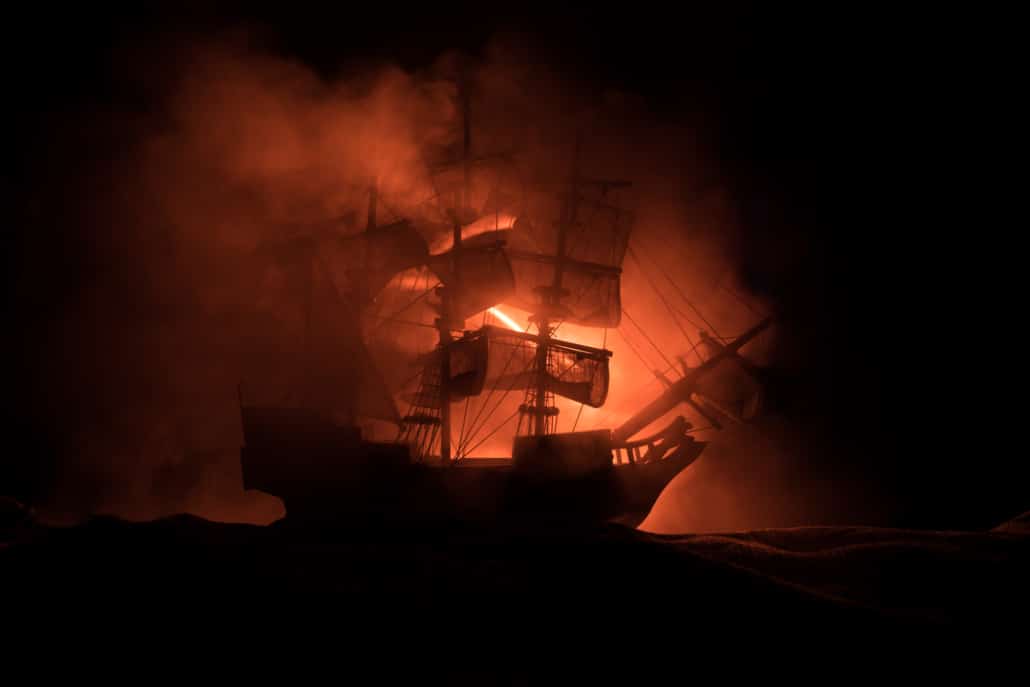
[455,338,525,457]
[629,242,723,339]
[459,357,526,457]
[626,247,704,359]
[572,326,605,433]
[621,307,676,371]
[369,315,438,330]
[615,325,657,373]
[457,310,491,451]
[463,407,522,457]
[458,395,472,454]
[369,281,440,336]
[722,283,770,318]
[570,402,585,432]
[591,359,678,429]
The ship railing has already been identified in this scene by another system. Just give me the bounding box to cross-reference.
[611,416,693,465]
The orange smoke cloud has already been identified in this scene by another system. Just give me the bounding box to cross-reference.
[19,30,784,531]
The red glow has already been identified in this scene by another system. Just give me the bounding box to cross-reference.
[488,306,523,332]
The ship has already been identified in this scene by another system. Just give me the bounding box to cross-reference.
[237,74,772,525]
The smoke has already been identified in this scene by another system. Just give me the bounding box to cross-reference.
[15,34,460,522]
[12,27,831,530]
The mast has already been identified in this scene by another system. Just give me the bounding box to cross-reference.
[436,73,472,463]
[529,136,580,435]
[611,317,773,442]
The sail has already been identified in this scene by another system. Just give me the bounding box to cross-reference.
[409,326,610,409]
[505,249,623,327]
[474,327,611,408]
[546,339,611,407]
[692,336,764,422]
[423,153,521,230]
[248,237,401,424]
[324,220,429,305]
[427,230,516,322]
[500,199,632,327]
[408,330,491,409]
[256,220,429,306]
[303,258,403,423]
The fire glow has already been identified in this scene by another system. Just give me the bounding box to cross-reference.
[488,306,523,332]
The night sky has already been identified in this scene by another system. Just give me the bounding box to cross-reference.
[6,3,1024,528]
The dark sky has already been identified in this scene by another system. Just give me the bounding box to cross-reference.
[6,4,1024,527]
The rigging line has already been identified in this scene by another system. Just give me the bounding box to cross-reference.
[621,307,676,371]
[369,281,440,336]
[397,366,426,395]
[369,315,438,330]
[629,242,723,339]
[722,283,770,318]
[368,269,393,321]
[373,193,412,228]
[592,359,677,427]
[459,339,538,457]
[563,194,604,265]
[670,307,707,366]
[563,324,605,434]
[684,337,705,365]
[456,338,524,456]
[666,298,707,333]
[576,326,606,431]
[615,325,656,373]
[665,298,706,363]
[626,247,703,354]
[458,395,472,454]
[550,353,587,382]
[456,341,520,456]
[571,402,585,432]
[559,203,609,322]
[459,338,535,455]
[459,366,525,458]
[463,407,523,457]
[626,245,703,331]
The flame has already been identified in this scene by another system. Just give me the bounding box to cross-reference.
[488,306,523,332]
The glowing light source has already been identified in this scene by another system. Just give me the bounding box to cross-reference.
[489,307,523,332]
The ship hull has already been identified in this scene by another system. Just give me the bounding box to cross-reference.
[239,406,705,524]
[242,443,706,525]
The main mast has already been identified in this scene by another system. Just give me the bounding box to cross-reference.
[525,138,581,435]
[435,75,472,463]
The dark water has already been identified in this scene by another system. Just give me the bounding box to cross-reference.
[4,509,1028,655]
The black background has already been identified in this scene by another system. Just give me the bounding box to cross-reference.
[5,3,1024,528]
